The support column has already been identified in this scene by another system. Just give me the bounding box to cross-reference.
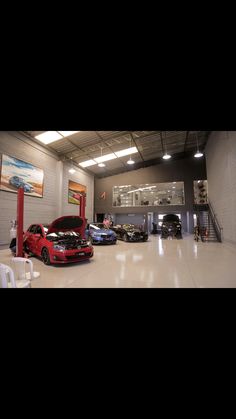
[79,195,86,238]
[17,187,24,257]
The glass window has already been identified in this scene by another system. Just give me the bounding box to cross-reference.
[112,182,185,207]
[158,214,167,220]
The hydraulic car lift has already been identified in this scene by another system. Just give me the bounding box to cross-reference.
[79,194,86,238]
[17,187,24,257]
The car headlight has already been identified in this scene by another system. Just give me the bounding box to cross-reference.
[93,233,100,237]
[162,224,166,228]
[53,244,66,251]
[87,241,91,246]
[127,232,133,236]
[177,224,181,228]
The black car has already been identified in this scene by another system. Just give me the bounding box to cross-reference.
[111,224,148,242]
[161,214,182,239]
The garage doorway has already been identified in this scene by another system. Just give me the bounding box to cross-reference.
[96,214,105,223]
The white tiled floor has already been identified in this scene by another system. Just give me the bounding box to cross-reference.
[1,235,236,288]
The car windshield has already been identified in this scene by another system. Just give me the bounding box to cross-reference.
[123,224,135,231]
[90,223,105,230]
[163,215,180,222]
[43,225,49,233]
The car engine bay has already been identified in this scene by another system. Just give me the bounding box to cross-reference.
[46,231,89,249]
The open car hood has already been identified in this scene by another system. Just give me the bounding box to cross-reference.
[47,216,85,235]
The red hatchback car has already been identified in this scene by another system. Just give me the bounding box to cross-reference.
[24,216,94,265]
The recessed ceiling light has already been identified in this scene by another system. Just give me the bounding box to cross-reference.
[58,131,80,137]
[79,160,97,168]
[35,131,63,145]
[98,162,106,167]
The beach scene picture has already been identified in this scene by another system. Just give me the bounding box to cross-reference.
[0,154,44,197]
[68,180,87,205]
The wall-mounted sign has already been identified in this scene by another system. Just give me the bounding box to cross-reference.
[99,191,106,200]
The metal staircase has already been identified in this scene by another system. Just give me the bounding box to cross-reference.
[193,202,222,243]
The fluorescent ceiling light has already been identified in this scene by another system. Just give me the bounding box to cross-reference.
[95,153,117,163]
[58,131,80,137]
[128,189,140,194]
[115,147,138,158]
[78,144,138,167]
[35,131,63,145]
[79,160,97,168]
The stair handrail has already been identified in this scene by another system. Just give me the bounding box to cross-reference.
[208,200,223,242]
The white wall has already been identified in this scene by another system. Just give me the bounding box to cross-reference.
[205,131,236,244]
[0,132,94,245]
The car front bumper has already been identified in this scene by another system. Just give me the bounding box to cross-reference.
[161,228,181,236]
[50,247,94,263]
[92,236,117,244]
[125,235,148,241]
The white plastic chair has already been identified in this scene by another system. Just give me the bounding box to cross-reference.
[11,257,40,282]
[0,263,31,288]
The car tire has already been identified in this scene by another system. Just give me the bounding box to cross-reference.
[41,248,51,265]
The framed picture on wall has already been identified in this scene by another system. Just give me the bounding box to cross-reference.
[68,180,87,205]
[0,153,44,198]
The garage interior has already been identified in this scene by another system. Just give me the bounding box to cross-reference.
[0,130,236,288]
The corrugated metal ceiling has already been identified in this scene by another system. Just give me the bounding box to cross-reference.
[23,131,210,177]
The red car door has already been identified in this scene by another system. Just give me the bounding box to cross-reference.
[25,225,37,252]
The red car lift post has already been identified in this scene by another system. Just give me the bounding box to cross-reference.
[79,195,86,238]
[17,187,24,257]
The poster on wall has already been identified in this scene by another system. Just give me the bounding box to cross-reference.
[0,153,44,198]
[68,180,87,205]
[194,180,208,204]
